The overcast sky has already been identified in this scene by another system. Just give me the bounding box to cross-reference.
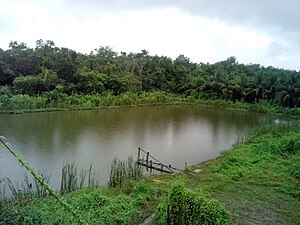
[0,0,299,70]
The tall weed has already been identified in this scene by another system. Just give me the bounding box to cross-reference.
[109,156,143,188]
[60,161,100,194]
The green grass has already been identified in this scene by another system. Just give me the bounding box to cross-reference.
[1,123,299,224]
[0,180,166,225]
[182,129,300,224]
[1,91,299,116]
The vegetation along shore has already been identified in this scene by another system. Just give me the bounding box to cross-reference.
[0,40,299,115]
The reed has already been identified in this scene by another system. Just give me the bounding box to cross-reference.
[0,178,5,204]
[60,161,100,194]
[251,120,300,136]
[2,175,32,204]
[109,156,143,188]
[60,161,78,194]
[234,129,252,146]
[87,164,99,187]
[233,120,300,147]
[0,170,52,203]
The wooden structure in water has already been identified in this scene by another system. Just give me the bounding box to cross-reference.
[137,147,184,174]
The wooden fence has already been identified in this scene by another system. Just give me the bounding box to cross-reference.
[137,147,184,174]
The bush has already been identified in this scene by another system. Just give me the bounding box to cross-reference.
[199,199,230,225]
[155,183,229,225]
[13,76,44,96]
[0,86,13,110]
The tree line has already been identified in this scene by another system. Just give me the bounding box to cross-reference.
[0,40,299,108]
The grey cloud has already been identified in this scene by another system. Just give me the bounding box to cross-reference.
[63,0,300,70]
[66,0,300,33]
[3,0,298,69]
[180,0,300,33]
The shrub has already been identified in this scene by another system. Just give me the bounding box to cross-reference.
[199,199,230,225]
[155,183,229,225]
[13,76,44,96]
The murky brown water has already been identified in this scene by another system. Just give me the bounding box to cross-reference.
[0,105,284,188]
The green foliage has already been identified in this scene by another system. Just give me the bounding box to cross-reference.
[1,171,51,202]
[1,39,299,109]
[0,90,186,113]
[155,198,168,225]
[0,179,165,225]
[40,68,62,91]
[186,125,300,224]
[199,199,230,225]
[13,76,44,95]
[155,183,229,225]
[290,164,300,180]
[109,156,143,188]
[0,85,12,96]
[60,162,100,194]
[0,86,12,110]
[60,162,78,194]
[74,67,107,94]
[0,68,15,85]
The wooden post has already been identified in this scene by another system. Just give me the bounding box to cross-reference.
[150,160,152,173]
[137,147,140,163]
[185,162,187,170]
[146,152,149,172]
[161,163,163,173]
[146,152,149,164]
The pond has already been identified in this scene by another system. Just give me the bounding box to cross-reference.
[0,105,284,189]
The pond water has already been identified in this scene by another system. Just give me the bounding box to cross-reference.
[0,105,284,189]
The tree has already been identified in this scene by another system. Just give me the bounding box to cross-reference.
[0,85,13,109]
[40,68,62,91]
[13,76,44,95]
[3,41,41,76]
[74,67,108,94]
[0,66,15,85]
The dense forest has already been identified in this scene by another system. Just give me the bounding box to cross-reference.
[0,40,299,108]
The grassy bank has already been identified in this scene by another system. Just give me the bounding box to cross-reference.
[0,91,299,116]
[184,125,300,224]
[1,122,299,224]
